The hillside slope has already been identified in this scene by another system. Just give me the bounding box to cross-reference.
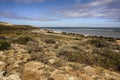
[0,22,120,80]
[0,22,35,30]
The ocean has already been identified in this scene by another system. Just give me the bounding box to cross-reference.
[41,27,120,38]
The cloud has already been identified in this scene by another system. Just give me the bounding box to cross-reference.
[0,11,58,21]
[0,0,120,22]
[0,0,44,3]
[13,0,44,3]
[51,0,120,21]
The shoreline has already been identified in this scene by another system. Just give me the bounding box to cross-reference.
[40,28,120,40]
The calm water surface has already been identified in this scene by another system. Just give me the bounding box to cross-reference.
[41,27,120,38]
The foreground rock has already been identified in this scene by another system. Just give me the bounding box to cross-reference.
[22,61,45,80]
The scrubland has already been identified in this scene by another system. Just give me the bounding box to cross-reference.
[0,23,120,80]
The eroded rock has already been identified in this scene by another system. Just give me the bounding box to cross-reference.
[0,61,6,71]
[22,61,45,80]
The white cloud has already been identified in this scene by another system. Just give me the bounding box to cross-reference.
[0,0,120,22]
[13,0,44,3]
[0,11,58,21]
[0,0,44,3]
[51,0,120,21]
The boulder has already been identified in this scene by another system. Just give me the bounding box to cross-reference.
[22,61,44,80]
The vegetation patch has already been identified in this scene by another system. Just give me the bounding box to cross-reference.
[57,49,86,62]
[26,41,43,53]
[98,50,120,71]
[44,38,56,44]
[15,36,33,45]
[0,40,10,50]
[57,47,120,72]
[88,39,108,48]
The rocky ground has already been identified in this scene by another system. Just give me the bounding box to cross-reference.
[0,23,120,80]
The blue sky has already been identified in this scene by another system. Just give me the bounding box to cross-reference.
[0,0,120,27]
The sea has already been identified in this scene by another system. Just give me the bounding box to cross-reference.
[41,27,120,38]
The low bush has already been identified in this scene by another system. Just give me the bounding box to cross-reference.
[57,48,120,71]
[26,41,43,53]
[15,36,33,44]
[30,52,48,64]
[57,49,86,62]
[44,38,56,44]
[89,39,108,48]
[90,49,120,71]
[16,32,21,35]
[99,50,120,71]
[0,40,10,50]
[0,36,6,40]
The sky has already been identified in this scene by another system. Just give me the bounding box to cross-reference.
[0,0,120,27]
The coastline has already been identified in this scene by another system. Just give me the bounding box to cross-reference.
[40,28,120,40]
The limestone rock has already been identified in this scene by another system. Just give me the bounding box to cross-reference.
[0,51,6,61]
[6,62,20,74]
[8,74,21,80]
[48,59,56,64]
[0,71,21,80]
[0,71,5,79]
[0,61,6,71]
[22,61,44,80]
[53,74,82,80]
[15,53,31,63]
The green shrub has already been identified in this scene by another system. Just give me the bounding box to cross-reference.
[44,38,56,44]
[16,32,21,35]
[26,41,43,53]
[15,37,33,44]
[30,52,48,64]
[89,39,108,48]
[57,49,86,62]
[0,40,10,50]
[91,50,120,71]
[99,50,120,71]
